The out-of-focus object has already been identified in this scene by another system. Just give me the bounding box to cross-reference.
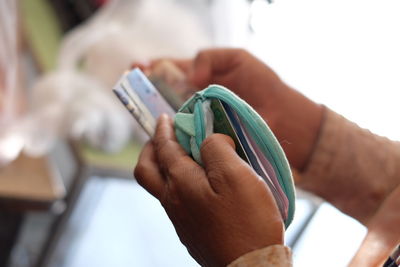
[1,0,212,167]
[29,0,211,154]
[0,0,20,167]
[149,60,195,110]
[0,0,67,208]
[0,153,65,204]
[0,0,17,121]
[48,0,107,32]
[82,0,211,89]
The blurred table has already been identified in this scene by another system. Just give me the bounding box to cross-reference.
[0,139,91,267]
[0,154,65,210]
[0,151,69,267]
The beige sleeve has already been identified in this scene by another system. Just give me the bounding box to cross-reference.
[227,245,292,267]
[296,108,400,224]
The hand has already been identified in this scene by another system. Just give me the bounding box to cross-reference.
[349,185,400,267]
[134,49,324,171]
[134,115,284,267]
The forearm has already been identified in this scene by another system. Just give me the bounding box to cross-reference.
[296,108,400,224]
[261,86,325,171]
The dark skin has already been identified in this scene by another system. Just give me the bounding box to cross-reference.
[135,115,284,267]
[134,48,400,266]
[136,49,324,171]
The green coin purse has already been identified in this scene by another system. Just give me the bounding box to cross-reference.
[174,85,296,228]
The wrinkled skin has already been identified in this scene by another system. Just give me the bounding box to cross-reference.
[134,48,400,266]
[349,185,400,266]
[135,115,284,266]
[134,48,324,171]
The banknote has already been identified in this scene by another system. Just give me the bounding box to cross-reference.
[113,84,155,136]
[148,60,197,111]
[113,68,175,137]
[113,68,289,220]
[126,68,175,119]
[221,101,288,220]
[149,76,185,111]
[241,121,289,216]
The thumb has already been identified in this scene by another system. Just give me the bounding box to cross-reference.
[200,134,255,192]
[188,48,243,88]
[201,133,236,162]
[188,51,212,88]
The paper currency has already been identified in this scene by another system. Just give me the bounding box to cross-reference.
[113,68,175,136]
[113,67,290,221]
[221,101,289,220]
[126,68,175,119]
[148,60,196,110]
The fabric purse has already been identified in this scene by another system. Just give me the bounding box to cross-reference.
[174,85,295,228]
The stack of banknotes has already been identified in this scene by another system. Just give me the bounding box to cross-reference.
[113,66,293,226]
[112,68,176,136]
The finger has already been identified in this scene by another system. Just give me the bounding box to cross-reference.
[131,62,148,70]
[134,141,166,199]
[149,58,193,75]
[153,115,209,190]
[131,62,151,76]
[189,48,245,88]
[171,59,192,74]
[200,133,256,190]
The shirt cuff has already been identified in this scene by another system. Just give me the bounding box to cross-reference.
[227,245,292,267]
[297,108,400,223]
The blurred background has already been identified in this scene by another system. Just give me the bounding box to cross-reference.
[1,0,400,266]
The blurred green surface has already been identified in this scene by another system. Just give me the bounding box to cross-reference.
[80,141,142,170]
[21,0,62,71]
[21,0,140,171]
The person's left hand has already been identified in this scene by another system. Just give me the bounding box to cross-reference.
[134,115,284,267]
[349,185,400,267]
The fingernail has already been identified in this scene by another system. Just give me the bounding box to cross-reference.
[159,113,169,121]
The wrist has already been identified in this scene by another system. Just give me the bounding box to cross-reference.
[263,86,324,171]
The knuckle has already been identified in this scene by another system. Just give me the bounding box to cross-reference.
[167,161,184,177]
[152,136,165,150]
[208,161,252,184]
[167,158,197,180]
[207,168,227,186]
[154,138,173,156]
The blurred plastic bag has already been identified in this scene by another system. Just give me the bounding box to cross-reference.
[1,0,212,167]
[0,0,21,166]
[0,0,17,121]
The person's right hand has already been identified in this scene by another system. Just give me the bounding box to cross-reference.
[134,115,284,267]
[138,49,324,171]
